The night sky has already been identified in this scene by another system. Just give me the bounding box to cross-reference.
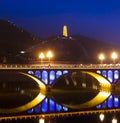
[1,0,120,44]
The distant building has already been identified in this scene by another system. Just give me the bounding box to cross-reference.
[63,25,68,37]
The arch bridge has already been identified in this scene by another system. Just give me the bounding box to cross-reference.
[0,63,120,120]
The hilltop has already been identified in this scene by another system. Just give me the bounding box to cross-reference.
[0,19,120,63]
[27,35,120,63]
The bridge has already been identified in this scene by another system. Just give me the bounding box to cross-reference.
[0,63,120,120]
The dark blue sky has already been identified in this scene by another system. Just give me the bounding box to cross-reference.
[1,0,120,44]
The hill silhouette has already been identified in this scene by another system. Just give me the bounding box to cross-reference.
[0,19,120,63]
[0,19,40,63]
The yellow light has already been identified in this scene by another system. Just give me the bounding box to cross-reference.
[46,51,53,62]
[39,118,45,123]
[111,52,117,59]
[99,113,105,122]
[112,117,117,123]
[39,52,45,64]
[63,25,68,37]
[99,53,105,64]
[39,52,45,59]
[99,53,105,60]
[111,52,118,63]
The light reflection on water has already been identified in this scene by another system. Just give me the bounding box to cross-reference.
[0,69,120,123]
[0,114,118,123]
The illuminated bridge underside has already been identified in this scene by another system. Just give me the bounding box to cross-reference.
[0,64,120,116]
[0,73,46,113]
[63,72,111,109]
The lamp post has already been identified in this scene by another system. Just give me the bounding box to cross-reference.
[39,52,45,64]
[99,53,105,64]
[111,52,118,64]
[46,51,53,63]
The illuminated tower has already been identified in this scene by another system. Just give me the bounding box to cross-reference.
[63,25,68,37]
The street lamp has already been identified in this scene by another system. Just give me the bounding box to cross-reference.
[111,52,118,64]
[99,53,105,64]
[46,51,53,63]
[39,52,45,64]
[99,113,105,122]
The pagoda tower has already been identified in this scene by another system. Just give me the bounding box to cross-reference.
[63,25,68,37]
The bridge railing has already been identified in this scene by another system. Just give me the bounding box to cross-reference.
[0,63,120,69]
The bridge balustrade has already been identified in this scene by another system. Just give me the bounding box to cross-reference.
[0,63,120,69]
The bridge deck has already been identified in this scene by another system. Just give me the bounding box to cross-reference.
[0,64,120,69]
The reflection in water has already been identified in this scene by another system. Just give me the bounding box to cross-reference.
[0,69,120,123]
[0,70,115,114]
[51,71,111,109]
[0,72,46,113]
